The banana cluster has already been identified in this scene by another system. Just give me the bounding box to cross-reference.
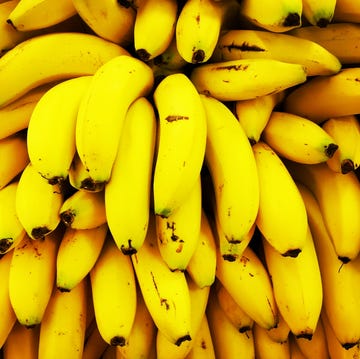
[0,0,360,358]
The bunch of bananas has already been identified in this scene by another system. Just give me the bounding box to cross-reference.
[0,0,360,358]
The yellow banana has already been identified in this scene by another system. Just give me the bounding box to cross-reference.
[134,0,177,61]
[105,96,156,254]
[75,54,154,191]
[322,115,360,173]
[288,161,360,262]
[267,311,291,343]
[152,73,207,218]
[7,0,76,31]
[215,245,278,330]
[27,76,92,186]
[212,29,341,76]
[284,67,360,123]
[90,235,137,346]
[0,181,25,254]
[200,94,259,246]
[234,92,285,145]
[0,132,29,189]
[71,0,136,46]
[333,0,360,22]
[38,279,87,359]
[68,151,92,191]
[82,324,108,359]
[190,58,307,102]
[0,32,129,108]
[301,0,336,26]
[252,141,308,257]
[15,162,63,240]
[262,111,339,164]
[8,228,61,327]
[131,214,192,346]
[238,0,303,32]
[56,224,108,292]
[288,335,307,359]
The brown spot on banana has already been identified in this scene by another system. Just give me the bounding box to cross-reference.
[221,42,265,52]
[165,115,190,122]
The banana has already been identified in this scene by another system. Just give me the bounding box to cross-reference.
[262,111,339,164]
[262,227,323,340]
[133,0,177,61]
[90,234,137,346]
[7,0,77,31]
[234,92,285,145]
[75,54,154,191]
[297,182,360,348]
[321,115,360,173]
[59,189,107,230]
[56,224,108,292]
[0,32,130,108]
[186,209,217,289]
[8,228,61,327]
[0,132,29,189]
[301,0,336,26]
[68,151,92,191]
[333,0,360,22]
[105,96,156,254]
[288,161,360,263]
[27,76,92,186]
[131,214,192,346]
[190,58,307,102]
[283,67,360,123]
[15,162,63,240]
[200,94,259,247]
[267,311,291,343]
[215,244,278,330]
[152,73,207,218]
[252,141,308,257]
[82,324,108,359]
[71,0,136,46]
[38,279,87,359]
[288,335,307,359]
[238,0,302,32]
[211,29,341,76]
[0,181,25,254]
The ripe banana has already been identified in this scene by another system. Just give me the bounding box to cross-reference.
[190,58,307,101]
[212,29,341,76]
[75,55,154,191]
[131,214,192,346]
[152,73,207,218]
[90,235,137,346]
[15,163,63,240]
[301,0,336,27]
[68,151,92,191]
[262,111,339,164]
[56,224,108,292]
[27,76,92,186]
[105,96,156,254]
[0,32,129,108]
[253,141,308,257]
[200,94,259,246]
[333,0,360,22]
[267,311,291,343]
[288,161,360,263]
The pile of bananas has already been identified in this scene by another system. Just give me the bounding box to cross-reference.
[0,0,360,358]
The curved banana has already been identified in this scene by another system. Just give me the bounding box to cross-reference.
[7,0,76,31]
[283,67,360,123]
[288,161,360,263]
[0,32,129,108]
[252,141,308,257]
[333,0,360,22]
[90,235,137,346]
[262,111,339,164]
[131,214,192,346]
[215,245,278,330]
[56,224,108,292]
[105,96,156,254]
[190,58,307,101]
[200,94,259,246]
[38,279,87,359]
[301,0,336,26]
[68,151,92,191]
[134,0,177,61]
[71,0,136,46]
[27,76,93,186]
[238,0,302,32]
[211,29,341,76]
[322,115,360,173]
[152,73,207,218]
[8,229,61,327]
[15,163,63,240]
[266,311,291,343]
[75,54,154,191]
